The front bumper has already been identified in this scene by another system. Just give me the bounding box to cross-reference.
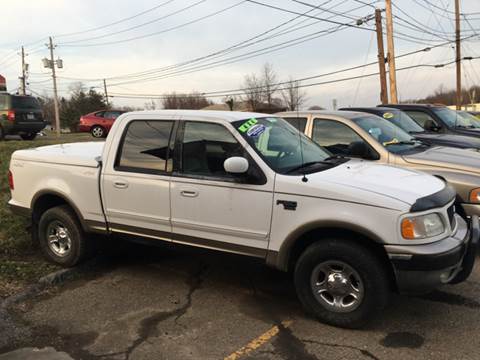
[77,124,91,132]
[385,214,479,294]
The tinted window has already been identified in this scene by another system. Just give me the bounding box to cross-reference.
[95,111,105,118]
[312,119,366,156]
[404,110,438,128]
[181,122,244,178]
[378,110,424,133]
[432,107,472,128]
[117,120,173,173]
[11,96,40,109]
[104,111,122,119]
[282,117,307,133]
[0,95,8,110]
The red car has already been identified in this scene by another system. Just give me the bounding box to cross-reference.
[78,110,125,138]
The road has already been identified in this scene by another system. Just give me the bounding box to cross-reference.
[1,242,480,360]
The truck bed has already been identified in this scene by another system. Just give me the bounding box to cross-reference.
[12,141,104,168]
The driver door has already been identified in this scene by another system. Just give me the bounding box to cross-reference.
[170,120,274,256]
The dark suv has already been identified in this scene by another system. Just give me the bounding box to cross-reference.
[0,93,46,140]
[382,104,480,138]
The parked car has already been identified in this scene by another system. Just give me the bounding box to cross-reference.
[0,93,46,140]
[457,110,480,128]
[382,104,480,138]
[340,107,480,150]
[8,110,478,328]
[277,110,480,219]
[78,109,125,138]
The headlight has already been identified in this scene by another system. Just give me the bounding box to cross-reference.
[469,188,480,203]
[401,213,445,239]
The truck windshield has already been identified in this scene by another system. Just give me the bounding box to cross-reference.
[378,110,425,133]
[431,107,473,128]
[352,115,425,154]
[233,117,334,174]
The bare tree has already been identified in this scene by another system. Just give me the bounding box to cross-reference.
[242,73,264,112]
[262,62,278,107]
[144,99,157,110]
[281,78,307,111]
[162,91,212,109]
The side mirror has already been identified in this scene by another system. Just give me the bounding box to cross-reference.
[224,157,249,174]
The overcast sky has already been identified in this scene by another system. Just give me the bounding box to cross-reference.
[1,0,479,109]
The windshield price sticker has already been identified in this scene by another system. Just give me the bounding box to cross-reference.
[383,112,394,119]
[247,124,266,137]
[239,118,258,133]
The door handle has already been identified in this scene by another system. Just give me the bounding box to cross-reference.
[114,180,129,189]
[180,190,198,197]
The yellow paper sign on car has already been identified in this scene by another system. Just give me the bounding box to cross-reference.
[383,112,394,120]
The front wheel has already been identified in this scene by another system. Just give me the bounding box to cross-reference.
[91,126,105,138]
[38,205,93,267]
[294,239,389,328]
[20,132,37,140]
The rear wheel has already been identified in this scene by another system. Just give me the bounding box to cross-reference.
[38,205,93,267]
[20,132,37,140]
[91,126,105,138]
[294,239,389,328]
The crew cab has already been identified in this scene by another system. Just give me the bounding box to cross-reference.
[8,110,478,328]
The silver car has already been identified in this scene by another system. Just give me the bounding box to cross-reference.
[277,110,480,218]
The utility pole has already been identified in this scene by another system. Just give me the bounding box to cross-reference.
[375,9,388,105]
[103,79,109,106]
[385,0,398,104]
[47,37,61,137]
[19,46,27,95]
[455,0,462,110]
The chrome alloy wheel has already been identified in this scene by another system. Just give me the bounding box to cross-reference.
[310,260,364,313]
[92,127,104,138]
[47,221,72,257]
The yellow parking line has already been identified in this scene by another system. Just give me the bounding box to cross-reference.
[224,320,293,360]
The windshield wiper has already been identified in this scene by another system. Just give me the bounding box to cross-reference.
[384,140,417,146]
[456,125,475,129]
[286,161,333,174]
[324,154,347,162]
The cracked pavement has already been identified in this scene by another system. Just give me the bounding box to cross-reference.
[1,243,480,360]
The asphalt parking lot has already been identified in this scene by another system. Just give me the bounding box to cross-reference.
[1,242,480,360]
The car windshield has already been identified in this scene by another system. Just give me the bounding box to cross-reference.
[232,117,334,174]
[11,96,41,109]
[377,110,425,133]
[352,115,424,154]
[458,111,480,128]
[431,107,472,128]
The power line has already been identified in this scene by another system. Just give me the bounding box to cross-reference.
[58,0,210,45]
[59,0,244,47]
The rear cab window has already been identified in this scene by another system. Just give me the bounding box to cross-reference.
[282,117,308,133]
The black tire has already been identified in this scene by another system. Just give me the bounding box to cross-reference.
[294,239,389,329]
[91,125,105,138]
[0,126,4,140]
[20,132,37,140]
[38,205,92,267]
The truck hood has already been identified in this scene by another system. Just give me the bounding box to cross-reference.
[12,141,104,168]
[403,146,480,175]
[276,160,445,211]
[413,132,480,149]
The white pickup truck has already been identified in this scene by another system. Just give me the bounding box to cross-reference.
[8,110,478,328]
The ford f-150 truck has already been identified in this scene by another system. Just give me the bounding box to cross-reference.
[8,110,479,328]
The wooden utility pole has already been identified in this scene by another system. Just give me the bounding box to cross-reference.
[20,46,26,95]
[455,0,462,110]
[103,79,109,106]
[48,37,61,137]
[375,9,388,105]
[385,0,398,104]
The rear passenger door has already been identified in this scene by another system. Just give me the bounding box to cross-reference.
[102,119,174,238]
[169,120,274,257]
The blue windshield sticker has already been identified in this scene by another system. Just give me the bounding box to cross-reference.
[247,124,266,137]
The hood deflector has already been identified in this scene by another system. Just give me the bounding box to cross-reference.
[410,185,456,212]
